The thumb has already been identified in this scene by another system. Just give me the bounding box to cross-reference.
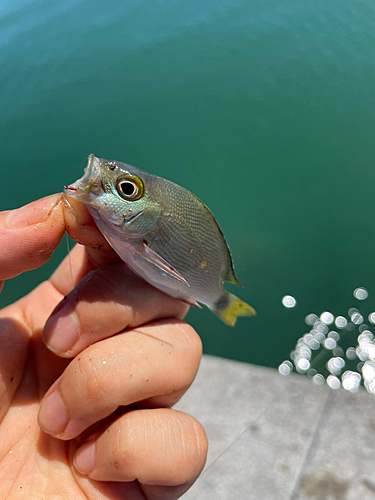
[0,194,65,282]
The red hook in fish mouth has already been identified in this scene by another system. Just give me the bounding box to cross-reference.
[64,185,77,191]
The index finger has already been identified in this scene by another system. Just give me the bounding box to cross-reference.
[0,194,64,281]
[0,194,117,285]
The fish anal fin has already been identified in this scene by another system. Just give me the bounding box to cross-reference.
[180,298,203,309]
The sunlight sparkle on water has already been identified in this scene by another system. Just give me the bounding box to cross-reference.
[354,287,368,300]
[313,374,325,385]
[342,371,361,392]
[351,313,363,325]
[328,331,340,341]
[294,346,311,361]
[282,295,296,308]
[362,361,375,381]
[279,287,375,395]
[324,338,337,350]
[303,333,314,344]
[333,346,344,357]
[365,379,375,394]
[327,375,341,389]
[314,322,328,334]
[307,368,317,379]
[296,357,310,373]
[308,338,320,350]
[278,361,293,376]
[359,324,371,334]
[326,357,345,375]
[314,331,326,343]
[346,347,357,360]
[335,316,347,329]
[320,312,334,325]
[305,314,318,325]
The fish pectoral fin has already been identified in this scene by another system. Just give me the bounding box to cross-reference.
[141,242,190,287]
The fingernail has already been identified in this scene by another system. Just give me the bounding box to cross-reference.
[5,195,60,229]
[44,310,80,355]
[38,390,69,435]
[74,441,95,475]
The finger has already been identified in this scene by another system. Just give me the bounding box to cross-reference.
[73,408,207,496]
[0,194,65,280]
[51,196,121,298]
[38,320,202,439]
[47,242,119,300]
[0,304,31,423]
[43,263,189,356]
[0,194,114,283]
[62,195,118,269]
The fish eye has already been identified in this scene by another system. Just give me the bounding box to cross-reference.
[119,180,137,196]
[116,175,144,201]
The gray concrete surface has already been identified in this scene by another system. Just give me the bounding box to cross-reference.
[175,355,375,500]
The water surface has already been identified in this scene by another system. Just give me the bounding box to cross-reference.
[2,0,375,367]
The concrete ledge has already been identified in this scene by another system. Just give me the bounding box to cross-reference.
[175,355,375,500]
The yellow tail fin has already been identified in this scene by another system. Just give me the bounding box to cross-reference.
[215,293,256,326]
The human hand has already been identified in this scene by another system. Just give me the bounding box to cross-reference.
[0,194,207,499]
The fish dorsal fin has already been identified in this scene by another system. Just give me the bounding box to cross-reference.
[225,260,242,287]
[141,241,190,287]
[192,195,242,287]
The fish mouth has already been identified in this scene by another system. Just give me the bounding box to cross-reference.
[64,154,101,198]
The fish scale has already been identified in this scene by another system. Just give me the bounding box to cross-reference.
[65,154,256,325]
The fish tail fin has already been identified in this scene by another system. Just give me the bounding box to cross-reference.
[214,292,256,326]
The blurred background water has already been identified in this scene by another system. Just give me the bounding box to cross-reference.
[2,0,375,368]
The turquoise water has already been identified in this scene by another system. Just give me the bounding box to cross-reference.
[2,0,375,367]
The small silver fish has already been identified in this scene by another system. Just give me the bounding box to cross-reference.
[65,154,255,325]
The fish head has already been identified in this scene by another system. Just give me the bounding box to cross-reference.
[64,154,161,237]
